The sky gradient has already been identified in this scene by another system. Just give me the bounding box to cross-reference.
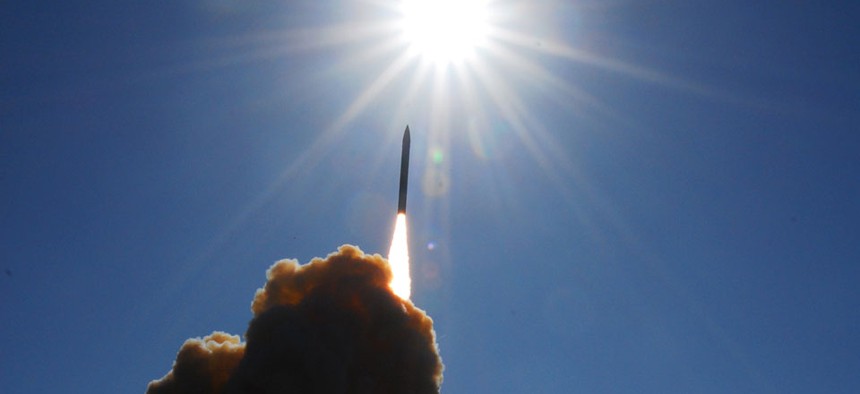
[2,1,859,393]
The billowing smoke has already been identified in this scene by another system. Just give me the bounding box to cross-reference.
[147,245,443,394]
[147,332,245,393]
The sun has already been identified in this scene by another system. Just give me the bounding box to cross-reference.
[399,0,489,64]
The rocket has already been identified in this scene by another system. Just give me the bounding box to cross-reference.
[397,126,411,214]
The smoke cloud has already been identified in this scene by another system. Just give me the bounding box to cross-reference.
[147,245,443,394]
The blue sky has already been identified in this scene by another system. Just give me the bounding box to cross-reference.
[2,1,859,393]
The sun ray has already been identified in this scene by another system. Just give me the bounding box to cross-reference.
[468,56,560,181]
[329,35,409,75]
[483,39,610,113]
[330,50,416,133]
[490,26,721,98]
[387,60,432,135]
[219,21,398,53]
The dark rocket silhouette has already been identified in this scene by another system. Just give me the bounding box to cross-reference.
[397,126,410,214]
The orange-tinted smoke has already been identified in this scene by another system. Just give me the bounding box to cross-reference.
[146,245,443,394]
[147,332,245,394]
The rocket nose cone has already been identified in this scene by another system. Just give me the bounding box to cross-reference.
[404,126,410,142]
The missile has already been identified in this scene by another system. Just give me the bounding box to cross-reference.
[397,126,411,213]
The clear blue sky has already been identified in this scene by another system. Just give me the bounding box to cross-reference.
[2,1,858,393]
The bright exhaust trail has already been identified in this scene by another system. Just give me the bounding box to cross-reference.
[388,213,411,299]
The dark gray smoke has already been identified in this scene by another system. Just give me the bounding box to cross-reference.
[147,245,443,394]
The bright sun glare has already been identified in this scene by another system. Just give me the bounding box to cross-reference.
[400,0,488,64]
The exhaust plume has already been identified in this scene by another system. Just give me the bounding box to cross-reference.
[388,213,411,300]
[147,245,443,394]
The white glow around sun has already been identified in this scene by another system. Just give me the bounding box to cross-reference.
[400,0,488,64]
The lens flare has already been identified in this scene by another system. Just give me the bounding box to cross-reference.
[388,213,411,299]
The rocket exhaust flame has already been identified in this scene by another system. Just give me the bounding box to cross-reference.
[388,125,412,300]
[388,213,411,299]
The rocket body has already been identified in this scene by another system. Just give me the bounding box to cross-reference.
[397,126,411,213]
